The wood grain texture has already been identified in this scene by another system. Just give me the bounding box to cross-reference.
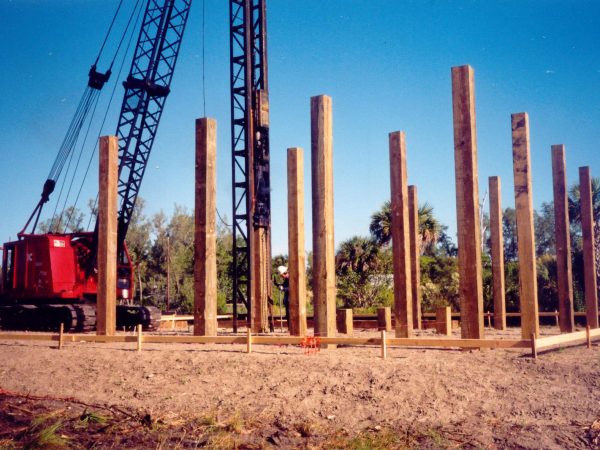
[287,147,307,336]
[336,309,353,335]
[489,176,506,330]
[194,118,218,336]
[389,131,413,337]
[408,185,421,329]
[579,166,599,328]
[511,112,540,338]
[436,306,451,336]
[377,307,392,332]
[451,65,484,339]
[97,135,118,336]
[551,145,574,332]
[311,95,336,339]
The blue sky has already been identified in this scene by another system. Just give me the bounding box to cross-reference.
[1,0,599,256]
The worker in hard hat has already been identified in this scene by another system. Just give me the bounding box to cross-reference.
[275,265,290,329]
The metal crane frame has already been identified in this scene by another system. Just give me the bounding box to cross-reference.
[229,0,270,332]
[115,0,192,250]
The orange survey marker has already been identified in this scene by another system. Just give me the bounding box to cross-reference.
[300,336,321,355]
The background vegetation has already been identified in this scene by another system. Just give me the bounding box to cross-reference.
[37,178,600,316]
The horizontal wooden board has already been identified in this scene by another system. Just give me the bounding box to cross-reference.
[536,328,600,350]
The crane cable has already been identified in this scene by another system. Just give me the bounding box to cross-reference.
[85,0,145,231]
[63,0,144,232]
[48,0,143,232]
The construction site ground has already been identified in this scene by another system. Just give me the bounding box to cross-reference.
[0,326,599,449]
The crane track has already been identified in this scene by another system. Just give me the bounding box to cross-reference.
[0,304,161,332]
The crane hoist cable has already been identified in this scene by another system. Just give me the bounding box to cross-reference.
[32,0,142,235]
[60,0,145,233]
[76,0,145,233]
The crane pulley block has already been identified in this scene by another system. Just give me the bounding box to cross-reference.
[87,64,112,90]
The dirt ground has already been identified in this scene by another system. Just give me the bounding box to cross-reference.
[0,326,599,449]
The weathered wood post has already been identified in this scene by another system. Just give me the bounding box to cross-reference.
[436,306,452,336]
[311,95,336,341]
[389,131,413,338]
[551,145,574,332]
[580,166,599,329]
[97,135,118,336]
[489,176,506,330]
[336,309,353,335]
[287,147,307,336]
[451,65,484,339]
[377,306,392,332]
[408,185,421,329]
[194,118,218,336]
[511,112,539,339]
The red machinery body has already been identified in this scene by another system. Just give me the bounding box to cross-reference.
[1,233,133,304]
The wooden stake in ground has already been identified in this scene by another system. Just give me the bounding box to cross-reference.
[551,145,575,332]
[97,135,118,336]
[194,118,218,336]
[311,95,336,340]
[408,185,421,330]
[287,147,307,336]
[489,176,506,330]
[389,131,413,338]
[511,113,539,339]
[580,166,599,329]
[451,65,484,339]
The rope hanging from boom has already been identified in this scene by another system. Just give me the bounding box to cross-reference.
[19,0,140,237]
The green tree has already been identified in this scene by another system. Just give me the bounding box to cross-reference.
[335,236,391,309]
[38,206,85,234]
[534,201,555,256]
[369,201,443,255]
[502,207,518,261]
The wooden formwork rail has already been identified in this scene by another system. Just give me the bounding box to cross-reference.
[2,330,598,358]
[534,326,600,353]
[0,331,528,348]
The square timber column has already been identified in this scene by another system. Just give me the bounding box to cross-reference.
[580,166,599,329]
[389,131,413,338]
[451,65,484,339]
[511,112,539,339]
[194,118,218,336]
[287,147,307,336]
[489,176,506,330]
[408,185,421,329]
[97,135,118,336]
[311,95,336,340]
[551,145,575,332]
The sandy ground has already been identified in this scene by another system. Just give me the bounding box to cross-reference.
[0,326,599,449]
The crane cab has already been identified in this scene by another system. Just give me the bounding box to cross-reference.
[0,232,134,304]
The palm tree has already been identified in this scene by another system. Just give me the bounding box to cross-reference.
[369,201,443,254]
[568,177,600,280]
[336,236,380,275]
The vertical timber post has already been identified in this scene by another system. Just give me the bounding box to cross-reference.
[511,113,539,339]
[451,65,484,339]
[336,309,353,335]
[287,147,307,336]
[436,306,452,336]
[408,185,421,329]
[489,176,506,330]
[580,166,599,329]
[97,135,118,336]
[194,118,218,336]
[389,131,413,338]
[311,95,336,342]
[377,307,392,332]
[551,145,575,332]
